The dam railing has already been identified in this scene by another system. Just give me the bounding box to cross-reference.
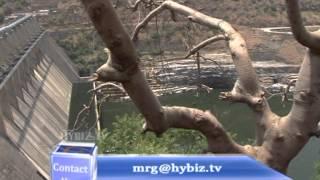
[0,15,43,84]
[0,16,79,179]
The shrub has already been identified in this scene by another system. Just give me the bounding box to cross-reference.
[96,113,207,154]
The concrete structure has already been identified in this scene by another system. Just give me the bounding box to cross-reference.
[0,16,79,179]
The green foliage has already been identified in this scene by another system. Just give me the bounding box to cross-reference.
[2,0,29,11]
[13,0,29,9]
[96,113,208,154]
[57,31,106,76]
[0,0,4,7]
[96,113,253,154]
[315,162,320,180]
[151,31,161,41]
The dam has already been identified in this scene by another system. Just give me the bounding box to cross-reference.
[0,16,79,179]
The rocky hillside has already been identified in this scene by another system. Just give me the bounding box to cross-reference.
[182,0,320,27]
[0,0,30,22]
[2,0,320,27]
[3,0,316,74]
[111,0,320,27]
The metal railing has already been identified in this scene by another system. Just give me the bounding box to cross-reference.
[0,15,42,65]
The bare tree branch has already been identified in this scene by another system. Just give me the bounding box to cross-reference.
[129,0,143,11]
[151,106,247,154]
[132,1,264,97]
[286,0,320,51]
[281,79,296,103]
[169,9,177,22]
[79,0,320,174]
[131,0,280,145]
[89,82,125,93]
[73,95,95,131]
[113,0,120,8]
[81,0,249,156]
[185,35,226,58]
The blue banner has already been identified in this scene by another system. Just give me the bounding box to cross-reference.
[97,155,291,180]
[51,142,98,180]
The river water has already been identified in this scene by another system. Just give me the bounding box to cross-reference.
[69,83,320,180]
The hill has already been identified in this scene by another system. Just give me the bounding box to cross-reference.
[183,0,320,27]
[2,0,320,27]
[3,0,318,73]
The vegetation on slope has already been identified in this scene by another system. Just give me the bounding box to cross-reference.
[101,0,320,27]
[96,113,251,154]
[56,30,106,76]
[0,0,30,23]
[97,114,207,154]
[176,0,320,27]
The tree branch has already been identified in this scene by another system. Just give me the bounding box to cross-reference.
[286,50,320,140]
[130,0,279,144]
[143,106,248,153]
[285,0,320,52]
[88,82,125,93]
[185,35,226,58]
[80,0,320,173]
[82,0,140,83]
[129,0,143,11]
[278,0,320,164]
[132,0,264,97]
[81,0,249,155]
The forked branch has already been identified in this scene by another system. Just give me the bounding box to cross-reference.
[132,0,263,98]
[81,0,249,155]
[130,0,278,144]
[79,0,320,174]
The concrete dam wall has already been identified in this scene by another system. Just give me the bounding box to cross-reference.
[0,16,79,179]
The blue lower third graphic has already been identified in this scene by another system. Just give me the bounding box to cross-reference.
[97,155,291,180]
[51,141,97,180]
[51,142,291,180]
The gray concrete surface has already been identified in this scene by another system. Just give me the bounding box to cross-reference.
[0,16,79,179]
